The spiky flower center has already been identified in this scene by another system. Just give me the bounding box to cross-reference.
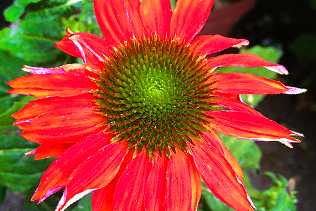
[95,36,216,156]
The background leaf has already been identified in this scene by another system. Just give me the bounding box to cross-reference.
[0,126,54,192]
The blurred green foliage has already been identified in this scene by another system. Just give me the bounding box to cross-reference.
[0,0,297,210]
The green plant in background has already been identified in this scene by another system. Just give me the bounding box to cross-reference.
[0,0,298,210]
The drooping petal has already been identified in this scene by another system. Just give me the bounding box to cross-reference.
[32,132,113,201]
[164,148,193,211]
[170,0,214,43]
[209,110,303,145]
[55,28,112,60]
[144,152,168,211]
[25,143,75,160]
[56,141,128,211]
[92,150,134,211]
[113,150,152,210]
[14,95,105,144]
[190,35,249,56]
[7,73,98,99]
[211,72,307,95]
[190,140,255,211]
[93,0,146,46]
[207,53,289,75]
[201,130,244,182]
[140,0,172,38]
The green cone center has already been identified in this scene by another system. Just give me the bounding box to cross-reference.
[95,36,216,156]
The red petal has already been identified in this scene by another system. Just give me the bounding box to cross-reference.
[92,185,116,211]
[144,152,168,211]
[15,97,104,144]
[32,131,113,201]
[212,93,263,116]
[207,53,289,74]
[211,72,306,95]
[12,94,98,123]
[26,143,75,160]
[56,141,128,211]
[170,0,214,43]
[113,150,152,211]
[55,28,112,60]
[140,0,172,38]
[92,150,134,211]
[7,73,98,99]
[93,0,146,46]
[190,140,255,211]
[210,110,302,144]
[190,35,249,56]
[164,148,192,211]
[188,153,202,211]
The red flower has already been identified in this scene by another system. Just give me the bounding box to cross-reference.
[8,0,306,210]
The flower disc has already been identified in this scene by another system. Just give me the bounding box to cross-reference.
[95,36,217,156]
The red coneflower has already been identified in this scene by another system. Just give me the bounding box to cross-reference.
[8,0,306,210]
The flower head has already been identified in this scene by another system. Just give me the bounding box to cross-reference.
[8,0,306,210]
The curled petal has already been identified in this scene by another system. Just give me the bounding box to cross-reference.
[170,0,214,43]
[209,110,302,144]
[57,141,128,211]
[207,53,289,75]
[190,35,249,56]
[190,140,255,211]
[93,0,146,46]
[32,132,113,201]
[55,28,112,61]
[140,0,172,38]
[113,150,152,210]
[211,72,307,95]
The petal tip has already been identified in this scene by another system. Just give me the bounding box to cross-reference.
[284,86,307,95]
[265,65,289,75]
[233,39,249,48]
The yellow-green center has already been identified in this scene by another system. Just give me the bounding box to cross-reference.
[95,36,216,157]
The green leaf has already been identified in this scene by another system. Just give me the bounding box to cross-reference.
[4,0,42,23]
[0,95,35,128]
[61,0,102,36]
[0,50,29,97]
[220,134,261,170]
[0,126,53,192]
[272,190,296,211]
[0,186,5,205]
[218,46,283,107]
[0,0,82,64]
[71,193,92,211]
